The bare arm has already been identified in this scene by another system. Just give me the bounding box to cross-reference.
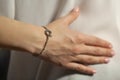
[0,16,45,52]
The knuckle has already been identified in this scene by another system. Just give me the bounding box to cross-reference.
[101,40,110,46]
[86,57,94,64]
[72,45,81,54]
[95,57,107,64]
[94,48,111,56]
[104,49,110,54]
[93,37,99,44]
[57,58,68,67]
[96,58,103,63]
[106,49,112,56]
[75,64,93,74]
[86,56,104,64]
[93,47,100,54]
[72,45,85,54]
[75,66,81,71]
[94,37,109,47]
[94,37,104,45]
[63,36,73,43]
[99,57,106,63]
[76,56,83,62]
[102,41,108,45]
[59,61,67,67]
[101,58,107,63]
[77,66,89,73]
[75,65,82,71]
[76,34,85,43]
[101,48,112,57]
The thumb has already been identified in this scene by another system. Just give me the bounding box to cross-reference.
[63,7,80,25]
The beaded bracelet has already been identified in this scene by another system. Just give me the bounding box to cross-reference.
[33,26,52,56]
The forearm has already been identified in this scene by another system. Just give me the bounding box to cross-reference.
[0,16,45,53]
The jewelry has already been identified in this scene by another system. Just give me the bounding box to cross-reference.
[33,26,52,56]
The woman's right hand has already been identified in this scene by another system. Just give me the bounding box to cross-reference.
[34,7,114,75]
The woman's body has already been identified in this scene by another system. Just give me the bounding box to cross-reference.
[0,0,120,80]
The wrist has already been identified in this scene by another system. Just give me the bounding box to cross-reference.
[20,25,46,54]
[32,26,52,56]
[0,16,47,54]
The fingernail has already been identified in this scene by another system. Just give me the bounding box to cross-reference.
[105,58,110,63]
[111,50,115,56]
[73,7,79,12]
[92,70,96,73]
[109,44,113,48]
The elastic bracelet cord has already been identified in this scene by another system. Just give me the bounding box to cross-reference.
[33,26,52,56]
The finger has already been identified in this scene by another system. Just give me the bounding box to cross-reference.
[72,55,110,64]
[78,34,112,48]
[64,62,96,75]
[72,44,114,57]
[62,7,80,25]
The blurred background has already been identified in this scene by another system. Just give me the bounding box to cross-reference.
[0,49,10,80]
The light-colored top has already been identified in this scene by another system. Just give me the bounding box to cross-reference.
[0,0,120,80]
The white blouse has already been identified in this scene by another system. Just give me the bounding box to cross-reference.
[0,0,120,80]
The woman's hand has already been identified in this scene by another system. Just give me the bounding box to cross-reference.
[0,7,114,75]
[36,7,114,75]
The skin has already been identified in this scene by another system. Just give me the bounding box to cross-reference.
[0,7,114,75]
